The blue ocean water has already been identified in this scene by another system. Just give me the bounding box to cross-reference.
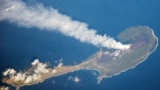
[0,0,160,90]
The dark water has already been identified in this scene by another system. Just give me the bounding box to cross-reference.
[1,0,160,90]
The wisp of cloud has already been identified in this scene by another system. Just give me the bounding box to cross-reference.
[0,0,130,50]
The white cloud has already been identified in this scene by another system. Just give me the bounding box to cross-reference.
[24,76,32,84]
[68,76,81,83]
[58,62,63,67]
[3,68,16,76]
[74,76,80,83]
[0,0,131,50]
[31,59,39,66]
[2,59,55,85]
[52,69,57,74]
[0,86,9,90]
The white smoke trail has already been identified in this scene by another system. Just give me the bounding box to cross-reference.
[0,0,130,49]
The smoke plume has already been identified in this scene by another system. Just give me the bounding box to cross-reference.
[0,0,130,49]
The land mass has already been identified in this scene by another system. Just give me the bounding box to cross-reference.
[2,26,158,90]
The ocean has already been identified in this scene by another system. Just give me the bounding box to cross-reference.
[0,0,160,90]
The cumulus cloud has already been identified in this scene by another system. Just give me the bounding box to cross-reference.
[74,76,80,83]
[0,0,130,50]
[58,62,63,67]
[68,76,81,83]
[2,59,57,85]
[3,68,16,76]
[0,86,9,90]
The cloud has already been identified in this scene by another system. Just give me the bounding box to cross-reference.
[0,0,130,50]
[57,62,63,67]
[74,76,80,83]
[2,59,57,85]
[3,68,16,76]
[0,86,9,90]
[68,76,81,83]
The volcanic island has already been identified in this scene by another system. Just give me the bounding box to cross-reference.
[1,26,158,90]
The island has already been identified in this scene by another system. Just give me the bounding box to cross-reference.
[1,26,158,90]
